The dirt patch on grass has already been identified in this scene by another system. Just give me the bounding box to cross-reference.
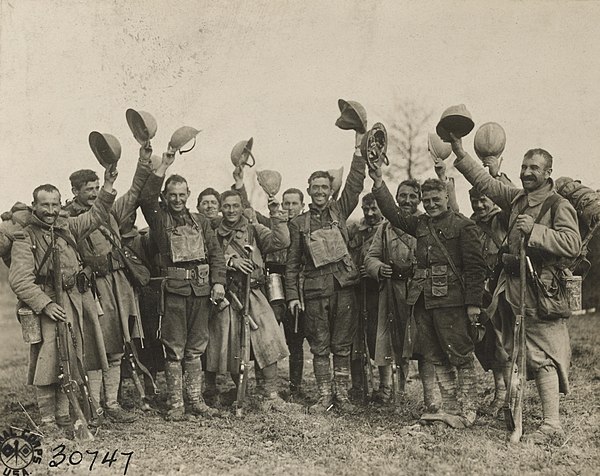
[0,283,598,475]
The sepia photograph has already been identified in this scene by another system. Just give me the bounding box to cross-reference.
[0,1,599,474]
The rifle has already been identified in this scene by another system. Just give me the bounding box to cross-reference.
[296,274,305,334]
[360,277,375,402]
[504,235,527,443]
[234,245,254,417]
[50,224,95,441]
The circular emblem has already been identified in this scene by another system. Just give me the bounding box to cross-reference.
[0,428,43,474]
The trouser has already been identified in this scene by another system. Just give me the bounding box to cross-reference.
[161,292,211,362]
[36,384,70,425]
[351,280,379,389]
[414,298,474,368]
[273,301,306,389]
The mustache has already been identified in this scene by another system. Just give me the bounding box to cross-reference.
[521,175,536,181]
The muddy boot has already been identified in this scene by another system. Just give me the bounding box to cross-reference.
[259,363,302,413]
[349,356,365,401]
[104,361,138,423]
[203,371,220,407]
[523,366,565,445]
[457,365,478,427]
[309,355,333,415]
[372,365,392,405]
[485,368,506,417]
[35,384,69,441]
[164,360,186,421]
[333,355,356,413]
[55,387,75,439]
[289,353,304,399]
[184,359,221,418]
[420,365,467,429]
[419,360,439,413]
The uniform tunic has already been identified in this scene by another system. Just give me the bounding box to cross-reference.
[373,182,487,367]
[455,153,581,392]
[285,153,365,358]
[65,161,151,354]
[364,219,418,366]
[206,216,290,372]
[9,189,116,385]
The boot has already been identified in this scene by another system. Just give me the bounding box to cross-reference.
[523,366,565,444]
[349,357,365,401]
[309,355,333,414]
[164,360,186,421]
[259,363,302,413]
[436,365,460,415]
[457,365,478,427]
[184,359,221,418]
[86,370,104,428]
[486,369,506,417]
[54,387,74,439]
[372,365,392,405]
[36,385,68,441]
[333,355,356,413]
[103,361,138,423]
[419,360,439,412]
[289,353,304,398]
[203,371,220,407]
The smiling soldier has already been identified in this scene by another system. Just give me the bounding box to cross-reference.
[139,152,226,421]
[370,164,487,428]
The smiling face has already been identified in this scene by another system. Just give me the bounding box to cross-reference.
[422,189,449,218]
[361,199,382,227]
[221,194,243,224]
[33,190,62,224]
[470,194,495,220]
[198,194,220,218]
[396,184,421,215]
[307,177,332,208]
[520,154,551,192]
[165,181,190,213]
[74,180,100,207]
[282,192,304,220]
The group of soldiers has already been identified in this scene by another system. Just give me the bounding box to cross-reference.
[1,102,594,446]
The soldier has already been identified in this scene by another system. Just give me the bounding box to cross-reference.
[285,132,366,414]
[468,186,510,416]
[209,189,293,410]
[139,152,227,420]
[451,137,581,442]
[370,165,487,428]
[197,187,221,219]
[64,149,152,422]
[364,179,438,411]
[347,193,383,402]
[9,167,118,437]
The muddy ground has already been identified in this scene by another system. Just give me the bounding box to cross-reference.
[0,278,598,476]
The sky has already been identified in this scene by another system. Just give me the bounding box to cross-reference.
[1,0,600,220]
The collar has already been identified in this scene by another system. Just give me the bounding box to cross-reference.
[358,217,382,231]
[513,178,555,207]
[65,198,90,216]
[30,212,69,231]
[217,215,248,237]
[308,202,331,214]
[470,207,502,224]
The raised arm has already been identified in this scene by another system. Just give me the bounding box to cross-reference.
[337,135,366,219]
[254,216,290,255]
[111,149,153,224]
[460,221,487,307]
[139,152,174,229]
[451,137,520,210]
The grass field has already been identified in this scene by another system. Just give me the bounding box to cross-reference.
[0,271,598,476]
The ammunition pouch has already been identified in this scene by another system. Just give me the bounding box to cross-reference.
[265,261,286,275]
[35,271,88,292]
[85,252,125,277]
[390,263,413,281]
[501,253,520,277]
[164,262,210,285]
[431,265,448,297]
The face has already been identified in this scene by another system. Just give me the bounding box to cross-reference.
[520,154,551,192]
[307,177,332,207]
[74,180,99,207]
[33,190,62,224]
[221,195,243,224]
[361,200,382,226]
[422,189,449,218]
[282,192,304,220]
[165,181,190,213]
[198,194,220,218]
[470,195,495,220]
[396,185,420,215]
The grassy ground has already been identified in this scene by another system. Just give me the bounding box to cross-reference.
[0,273,598,475]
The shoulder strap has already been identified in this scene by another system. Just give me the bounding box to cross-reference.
[534,193,562,225]
[426,220,465,290]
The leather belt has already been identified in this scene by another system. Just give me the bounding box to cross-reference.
[163,264,207,280]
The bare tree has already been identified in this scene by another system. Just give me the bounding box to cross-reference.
[383,99,433,183]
